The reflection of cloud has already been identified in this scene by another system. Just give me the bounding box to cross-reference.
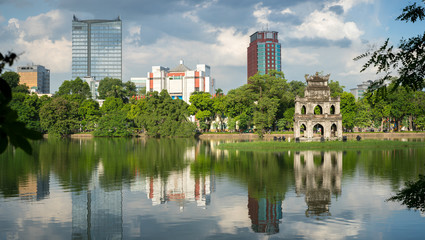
[289,218,362,240]
[213,196,251,234]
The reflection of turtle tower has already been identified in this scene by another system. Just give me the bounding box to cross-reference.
[294,73,342,140]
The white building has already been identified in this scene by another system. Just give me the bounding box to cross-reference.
[147,60,215,103]
[83,76,99,99]
[130,77,147,95]
[350,80,373,100]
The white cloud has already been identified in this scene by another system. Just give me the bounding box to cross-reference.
[327,0,374,13]
[17,37,71,72]
[281,8,294,15]
[253,2,271,25]
[293,10,363,41]
[2,10,72,73]
[282,48,320,65]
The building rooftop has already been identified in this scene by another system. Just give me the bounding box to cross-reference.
[169,60,191,72]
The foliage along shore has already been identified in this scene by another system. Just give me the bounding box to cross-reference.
[45,131,425,140]
[217,139,425,151]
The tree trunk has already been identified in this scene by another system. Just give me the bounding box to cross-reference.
[398,119,401,132]
[409,115,413,131]
[381,118,384,132]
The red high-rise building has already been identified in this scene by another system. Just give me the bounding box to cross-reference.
[247,31,282,83]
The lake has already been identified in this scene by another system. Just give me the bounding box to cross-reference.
[0,138,424,239]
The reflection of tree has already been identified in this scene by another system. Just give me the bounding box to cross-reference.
[387,173,425,212]
[294,151,342,217]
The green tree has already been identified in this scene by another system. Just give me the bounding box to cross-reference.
[282,107,295,130]
[355,0,425,91]
[9,93,42,131]
[124,81,137,98]
[98,77,125,100]
[189,92,214,132]
[289,80,305,98]
[39,97,79,137]
[13,84,29,94]
[329,80,345,98]
[387,86,414,131]
[371,99,391,131]
[78,99,100,132]
[94,111,133,137]
[354,99,373,130]
[0,52,42,154]
[56,77,91,100]
[212,94,226,131]
[215,88,223,96]
[253,97,279,138]
[137,90,195,137]
[1,71,20,89]
[100,97,124,114]
[340,92,357,131]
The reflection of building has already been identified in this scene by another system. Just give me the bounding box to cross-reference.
[247,30,282,81]
[146,60,214,104]
[294,151,342,217]
[130,146,215,209]
[72,15,122,81]
[18,173,50,201]
[17,64,50,93]
[248,192,282,234]
[146,166,213,208]
[72,162,123,239]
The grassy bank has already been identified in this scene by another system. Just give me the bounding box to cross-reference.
[218,139,425,151]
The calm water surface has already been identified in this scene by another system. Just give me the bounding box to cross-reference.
[0,138,424,239]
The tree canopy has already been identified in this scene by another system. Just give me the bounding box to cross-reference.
[56,77,91,100]
[354,0,425,91]
[0,52,42,155]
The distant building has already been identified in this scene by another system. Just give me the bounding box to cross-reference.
[17,64,50,93]
[350,79,392,100]
[247,31,282,82]
[130,77,147,95]
[72,15,122,81]
[83,76,99,99]
[350,80,373,100]
[146,60,214,103]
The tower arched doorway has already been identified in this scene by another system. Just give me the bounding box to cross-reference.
[313,124,324,137]
[331,124,337,137]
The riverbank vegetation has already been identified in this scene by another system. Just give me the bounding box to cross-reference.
[2,69,425,140]
[218,139,425,151]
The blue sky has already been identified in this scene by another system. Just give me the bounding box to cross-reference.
[1,0,424,93]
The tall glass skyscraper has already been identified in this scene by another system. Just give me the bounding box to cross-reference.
[72,16,122,81]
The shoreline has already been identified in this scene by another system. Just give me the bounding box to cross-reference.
[44,132,425,140]
[198,132,425,140]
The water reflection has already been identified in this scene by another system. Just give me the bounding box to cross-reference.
[294,151,342,217]
[72,162,123,240]
[19,173,50,201]
[247,192,282,234]
[129,145,215,209]
[1,139,425,239]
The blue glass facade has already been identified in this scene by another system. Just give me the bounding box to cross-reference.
[72,16,122,81]
[257,41,281,74]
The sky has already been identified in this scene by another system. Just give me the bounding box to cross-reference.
[0,0,424,94]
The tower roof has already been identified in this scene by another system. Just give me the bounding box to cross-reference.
[169,60,191,72]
